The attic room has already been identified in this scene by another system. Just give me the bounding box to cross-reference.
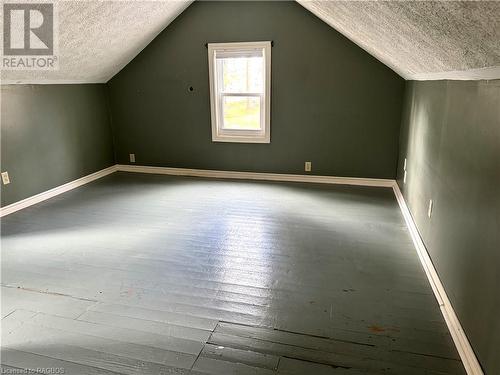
[0,1,499,374]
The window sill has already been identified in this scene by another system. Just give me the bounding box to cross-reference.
[212,134,270,144]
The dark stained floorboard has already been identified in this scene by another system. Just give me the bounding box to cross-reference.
[1,172,465,374]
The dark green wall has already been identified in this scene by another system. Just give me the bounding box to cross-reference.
[108,1,404,178]
[397,80,500,375]
[1,84,114,206]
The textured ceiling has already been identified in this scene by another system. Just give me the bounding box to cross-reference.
[1,0,499,83]
[298,0,500,80]
[1,0,192,83]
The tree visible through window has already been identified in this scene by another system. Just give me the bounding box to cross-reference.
[208,42,271,143]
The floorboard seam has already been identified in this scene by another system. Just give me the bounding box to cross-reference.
[280,355,352,370]
[1,309,17,320]
[217,320,377,348]
[73,301,100,321]
[189,322,219,371]
[1,284,98,303]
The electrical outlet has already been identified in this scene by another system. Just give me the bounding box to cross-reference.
[403,158,407,184]
[129,153,136,163]
[305,161,312,172]
[1,171,10,185]
[427,199,433,218]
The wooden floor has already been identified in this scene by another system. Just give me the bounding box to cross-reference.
[1,172,465,374]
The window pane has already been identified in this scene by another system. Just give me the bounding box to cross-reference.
[222,55,264,93]
[222,96,261,130]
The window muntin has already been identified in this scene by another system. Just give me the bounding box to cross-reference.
[208,42,271,143]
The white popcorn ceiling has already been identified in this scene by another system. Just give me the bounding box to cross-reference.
[1,0,193,83]
[1,0,499,83]
[297,0,500,80]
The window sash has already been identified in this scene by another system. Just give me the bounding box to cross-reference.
[218,93,264,131]
[216,56,265,132]
[220,92,262,97]
[215,49,263,59]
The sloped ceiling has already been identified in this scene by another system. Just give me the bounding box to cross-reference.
[297,0,500,80]
[1,0,193,83]
[1,0,499,83]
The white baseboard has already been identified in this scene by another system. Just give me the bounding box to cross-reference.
[0,162,483,374]
[392,183,483,375]
[0,164,390,218]
[116,164,394,187]
[0,165,117,217]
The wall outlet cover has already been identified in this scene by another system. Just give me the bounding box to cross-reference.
[305,161,312,172]
[1,171,10,185]
[428,199,433,218]
[129,153,136,163]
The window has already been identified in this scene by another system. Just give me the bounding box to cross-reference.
[208,41,271,143]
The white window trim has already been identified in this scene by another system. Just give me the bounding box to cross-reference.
[208,41,271,143]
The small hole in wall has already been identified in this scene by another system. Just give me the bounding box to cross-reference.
[188,86,194,92]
